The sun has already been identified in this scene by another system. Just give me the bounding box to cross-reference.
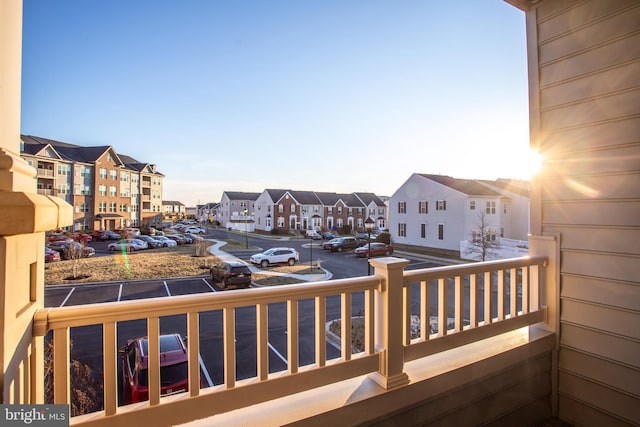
[525,149,543,177]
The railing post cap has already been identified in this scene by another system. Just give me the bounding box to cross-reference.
[369,257,410,270]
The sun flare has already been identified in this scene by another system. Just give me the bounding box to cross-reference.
[524,149,543,178]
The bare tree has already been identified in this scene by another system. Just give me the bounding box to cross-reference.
[466,212,499,261]
[65,241,86,279]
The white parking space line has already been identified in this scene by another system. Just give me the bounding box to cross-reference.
[163,281,171,296]
[202,277,216,292]
[199,355,214,387]
[267,342,288,365]
[59,288,75,307]
[117,283,123,302]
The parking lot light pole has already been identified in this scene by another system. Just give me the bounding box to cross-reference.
[364,217,375,275]
[243,208,248,249]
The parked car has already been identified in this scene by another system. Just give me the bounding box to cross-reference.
[183,226,205,234]
[120,334,197,405]
[122,227,141,237]
[71,232,93,243]
[48,240,95,259]
[354,242,394,258]
[166,235,186,245]
[322,232,335,240]
[174,233,194,244]
[46,232,69,243]
[355,232,378,245]
[210,262,252,289]
[250,247,299,268]
[153,236,178,248]
[136,235,163,249]
[325,237,361,252]
[92,230,121,241]
[305,230,322,240]
[108,239,148,252]
[322,238,341,250]
[183,232,204,242]
[44,246,61,262]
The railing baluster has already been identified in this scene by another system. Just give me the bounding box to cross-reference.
[484,271,492,325]
[510,267,518,317]
[53,327,69,405]
[148,317,160,406]
[103,322,117,415]
[257,303,269,378]
[497,270,505,321]
[187,312,200,396]
[522,266,530,314]
[438,278,447,336]
[420,281,429,340]
[365,289,374,354]
[223,307,235,389]
[403,283,411,346]
[469,274,478,328]
[341,293,352,360]
[454,276,463,332]
[315,297,326,367]
[287,300,299,374]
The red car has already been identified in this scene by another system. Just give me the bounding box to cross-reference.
[72,232,93,243]
[120,334,198,404]
[44,246,61,262]
[353,242,394,258]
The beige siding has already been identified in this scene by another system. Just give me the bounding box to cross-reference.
[530,0,640,425]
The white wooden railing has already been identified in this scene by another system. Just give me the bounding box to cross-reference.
[32,255,547,426]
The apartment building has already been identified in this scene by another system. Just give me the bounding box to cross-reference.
[20,135,164,230]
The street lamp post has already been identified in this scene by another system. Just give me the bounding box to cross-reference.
[243,208,248,249]
[364,217,375,275]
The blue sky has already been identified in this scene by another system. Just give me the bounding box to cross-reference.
[21,0,530,206]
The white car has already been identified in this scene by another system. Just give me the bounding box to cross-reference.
[250,247,299,268]
[183,226,206,234]
[108,238,148,252]
[153,236,178,247]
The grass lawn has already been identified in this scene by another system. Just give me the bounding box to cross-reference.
[45,239,324,287]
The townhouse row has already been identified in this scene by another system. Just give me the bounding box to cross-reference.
[216,189,388,234]
[207,174,529,256]
[20,135,165,231]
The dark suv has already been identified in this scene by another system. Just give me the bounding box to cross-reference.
[210,261,252,289]
[327,236,361,252]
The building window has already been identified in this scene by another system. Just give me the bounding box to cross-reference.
[98,202,106,213]
[327,207,332,214]
[398,223,406,237]
[277,216,284,227]
[503,204,507,214]
[436,200,446,210]
[99,168,107,179]
[278,204,284,213]
[398,201,406,214]
[109,202,117,213]
[120,204,127,212]
[99,185,107,196]
[500,227,504,238]
[337,207,343,214]
[421,223,426,238]
[418,201,428,214]
[109,186,117,197]
[470,201,475,210]
[438,224,444,240]
[291,204,296,212]
[486,201,496,214]
[110,170,117,180]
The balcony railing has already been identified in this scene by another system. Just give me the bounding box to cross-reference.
[32,255,547,426]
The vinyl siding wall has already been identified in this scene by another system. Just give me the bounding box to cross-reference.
[528,1,640,425]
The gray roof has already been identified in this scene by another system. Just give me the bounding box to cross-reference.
[419,174,503,197]
[223,191,261,201]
